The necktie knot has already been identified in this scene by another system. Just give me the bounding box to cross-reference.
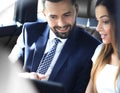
[52,38,60,48]
[54,38,60,45]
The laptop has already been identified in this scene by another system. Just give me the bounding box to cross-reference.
[31,79,65,93]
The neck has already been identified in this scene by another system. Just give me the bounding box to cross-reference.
[110,52,120,66]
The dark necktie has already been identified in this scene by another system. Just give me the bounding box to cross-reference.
[36,38,60,74]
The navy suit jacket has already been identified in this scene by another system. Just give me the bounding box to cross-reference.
[10,22,100,93]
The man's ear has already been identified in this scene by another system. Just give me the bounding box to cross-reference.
[42,10,46,17]
[75,4,79,17]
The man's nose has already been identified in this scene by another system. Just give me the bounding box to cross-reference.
[57,18,66,27]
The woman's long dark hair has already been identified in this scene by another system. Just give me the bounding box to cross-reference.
[91,0,120,92]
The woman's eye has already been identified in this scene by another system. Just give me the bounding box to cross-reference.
[103,20,110,24]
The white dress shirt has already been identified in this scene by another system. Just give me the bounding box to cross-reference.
[43,30,67,80]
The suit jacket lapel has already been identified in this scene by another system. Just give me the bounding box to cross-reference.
[49,36,75,80]
[31,26,50,71]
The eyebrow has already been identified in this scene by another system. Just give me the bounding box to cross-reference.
[99,15,109,19]
[49,11,72,17]
[64,11,71,14]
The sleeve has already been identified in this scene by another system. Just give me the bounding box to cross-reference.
[8,26,26,63]
[91,43,103,63]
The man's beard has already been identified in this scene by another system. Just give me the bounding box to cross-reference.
[51,24,75,39]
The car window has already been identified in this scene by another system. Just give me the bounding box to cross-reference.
[37,0,46,21]
[0,0,16,26]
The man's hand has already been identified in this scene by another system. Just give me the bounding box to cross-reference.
[18,72,47,80]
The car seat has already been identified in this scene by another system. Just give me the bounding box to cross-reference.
[76,0,101,41]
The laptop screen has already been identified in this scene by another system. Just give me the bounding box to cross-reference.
[31,79,65,93]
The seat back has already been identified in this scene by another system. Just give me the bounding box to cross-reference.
[14,0,38,24]
[76,0,101,41]
[77,0,96,18]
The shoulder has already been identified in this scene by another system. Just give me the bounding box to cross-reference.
[92,43,103,63]
[22,22,49,36]
[74,26,101,45]
[23,21,48,30]
[20,22,49,44]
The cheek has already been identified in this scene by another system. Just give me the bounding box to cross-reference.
[64,17,76,26]
[103,24,112,34]
[69,17,76,24]
[47,19,56,27]
[106,26,112,36]
[106,29,111,35]
[104,27,112,43]
[68,15,76,23]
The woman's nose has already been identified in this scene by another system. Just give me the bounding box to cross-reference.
[96,23,103,32]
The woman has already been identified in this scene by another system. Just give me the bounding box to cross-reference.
[85,0,120,93]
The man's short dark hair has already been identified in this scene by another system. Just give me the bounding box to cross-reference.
[42,0,76,7]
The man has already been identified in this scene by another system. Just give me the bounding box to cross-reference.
[9,0,100,93]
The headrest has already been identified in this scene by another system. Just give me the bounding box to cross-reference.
[14,0,38,24]
[77,0,96,18]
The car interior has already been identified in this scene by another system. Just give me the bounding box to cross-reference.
[1,0,120,92]
[0,0,101,53]
[76,0,101,41]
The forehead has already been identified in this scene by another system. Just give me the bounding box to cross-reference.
[44,0,72,4]
[95,5,109,20]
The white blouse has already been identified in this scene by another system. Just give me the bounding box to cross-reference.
[92,44,120,93]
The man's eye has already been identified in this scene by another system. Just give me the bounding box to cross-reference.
[65,14,70,16]
[50,16,56,19]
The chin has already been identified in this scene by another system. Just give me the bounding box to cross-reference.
[103,40,111,44]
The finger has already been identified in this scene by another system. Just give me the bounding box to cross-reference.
[36,73,47,80]
[29,72,38,79]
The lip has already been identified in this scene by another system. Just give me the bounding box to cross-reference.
[100,34,107,39]
[56,26,70,32]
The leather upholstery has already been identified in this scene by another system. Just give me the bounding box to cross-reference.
[77,0,101,41]
[77,0,96,18]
